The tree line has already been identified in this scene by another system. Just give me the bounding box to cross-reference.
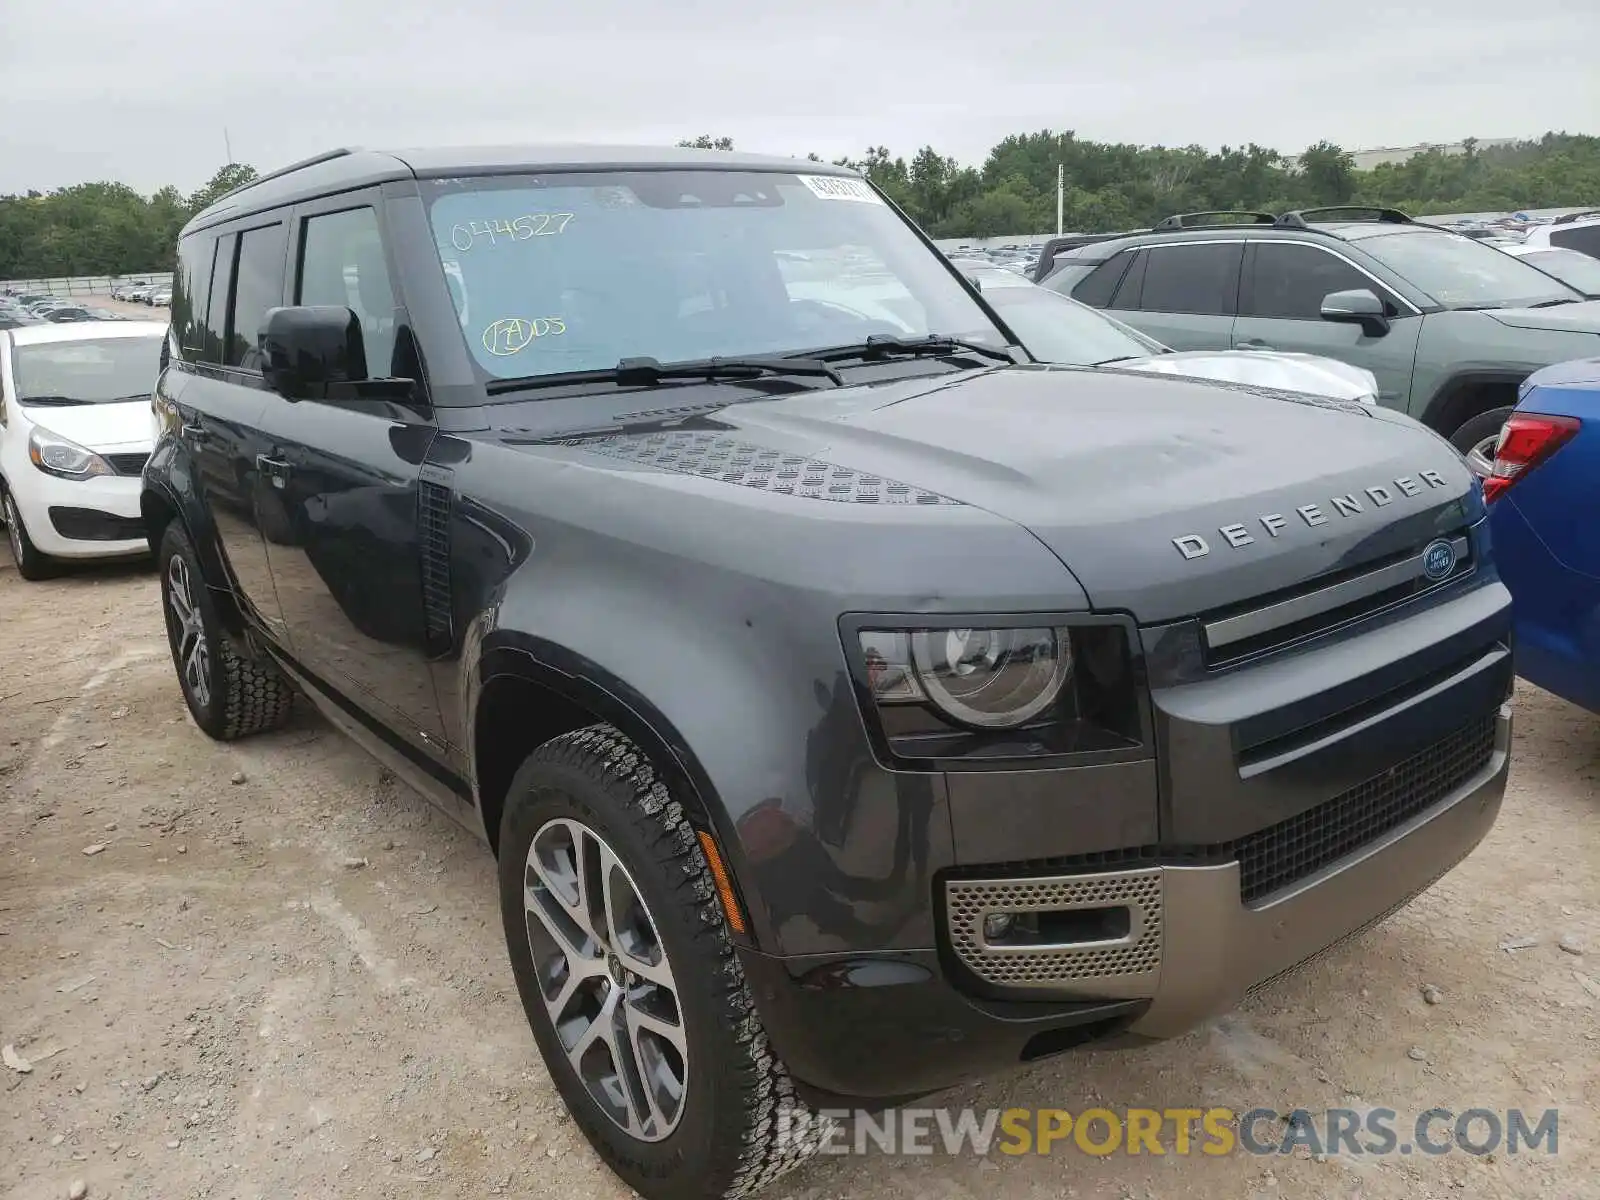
[5,133,1598,279]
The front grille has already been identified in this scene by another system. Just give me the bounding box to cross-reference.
[949,715,1499,906]
[945,869,1163,990]
[107,452,150,476]
[1222,715,1496,902]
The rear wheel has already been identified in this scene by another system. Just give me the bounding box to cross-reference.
[2,485,58,581]
[498,724,828,1200]
[1450,406,1515,478]
[158,521,294,740]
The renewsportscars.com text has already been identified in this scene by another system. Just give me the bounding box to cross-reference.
[776,1106,1560,1158]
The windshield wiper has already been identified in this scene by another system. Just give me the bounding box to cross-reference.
[1093,355,1149,366]
[804,334,1018,365]
[18,395,94,406]
[486,355,842,395]
[1527,298,1581,308]
[614,355,842,387]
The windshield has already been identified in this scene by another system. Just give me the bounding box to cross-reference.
[422,170,1006,381]
[973,278,1165,365]
[1516,248,1600,297]
[1359,229,1583,308]
[12,335,163,403]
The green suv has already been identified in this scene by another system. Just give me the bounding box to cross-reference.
[1041,207,1600,470]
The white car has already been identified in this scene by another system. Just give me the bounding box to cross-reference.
[953,262,1380,404]
[1496,243,1600,299]
[0,321,166,579]
[1515,211,1600,260]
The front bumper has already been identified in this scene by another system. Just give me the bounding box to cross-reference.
[11,469,147,558]
[744,704,1510,1102]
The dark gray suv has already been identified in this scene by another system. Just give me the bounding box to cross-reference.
[1042,207,1600,469]
[141,152,1513,1199]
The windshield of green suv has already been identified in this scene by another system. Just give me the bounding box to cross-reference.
[1357,229,1584,309]
[421,170,1008,380]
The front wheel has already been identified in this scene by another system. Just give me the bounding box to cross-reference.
[2,485,57,581]
[498,725,828,1200]
[1450,406,1515,478]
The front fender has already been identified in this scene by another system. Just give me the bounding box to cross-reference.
[141,431,247,639]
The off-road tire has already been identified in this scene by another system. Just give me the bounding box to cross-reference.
[158,521,294,740]
[498,724,829,1200]
[2,483,58,581]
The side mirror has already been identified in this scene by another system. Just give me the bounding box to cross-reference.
[259,306,368,400]
[1320,288,1390,336]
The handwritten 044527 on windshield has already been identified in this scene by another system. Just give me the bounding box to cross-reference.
[450,213,575,252]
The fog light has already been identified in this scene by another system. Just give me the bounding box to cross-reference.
[983,913,1015,941]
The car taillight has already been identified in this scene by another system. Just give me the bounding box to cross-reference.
[1483,412,1580,504]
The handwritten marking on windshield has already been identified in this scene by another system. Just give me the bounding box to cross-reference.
[449,213,576,252]
[482,317,567,356]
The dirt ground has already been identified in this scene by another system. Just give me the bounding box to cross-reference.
[2,538,1598,1200]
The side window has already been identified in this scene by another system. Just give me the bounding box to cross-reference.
[296,207,399,377]
[226,223,287,370]
[1136,243,1243,316]
[171,234,216,359]
[200,233,236,366]
[1550,225,1600,258]
[1069,251,1135,308]
[1107,250,1147,310]
[1244,243,1378,320]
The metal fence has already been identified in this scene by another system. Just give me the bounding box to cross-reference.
[1,273,173,297]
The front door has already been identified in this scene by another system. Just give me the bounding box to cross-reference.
[255,194,448,758]
[1231,241,1424,412]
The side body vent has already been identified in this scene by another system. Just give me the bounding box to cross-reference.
[418,464,455,652]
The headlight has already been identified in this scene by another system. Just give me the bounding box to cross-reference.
[851,618,1144,765]
[29,427,114,480]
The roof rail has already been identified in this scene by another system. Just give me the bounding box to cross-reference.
[1153,210,1276,231]
[1552,209,1600,225]
[205,146,365,210]
[1276,205,1415,229]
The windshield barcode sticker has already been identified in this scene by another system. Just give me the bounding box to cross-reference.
[797,175,883,204]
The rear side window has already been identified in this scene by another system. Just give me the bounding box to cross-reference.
[1550,224,1600,259]
[1136,243,1242,315]
[1068,251,1135,307]
[296,207,399,377]
[1107,250,1147,310]
[1242,243,1377,320]
[200,233,236,365]
[227,223,287,370]
[171,235,216,359]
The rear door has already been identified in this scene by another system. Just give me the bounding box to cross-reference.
[1112,241,1242,351]
[1232,240,1423,411]
[161,224,290,641]
[254,191,448,758]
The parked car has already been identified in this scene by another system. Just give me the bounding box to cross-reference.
[1516,211,1600,260]
[0,309,45,330]
[1498,243,1600,299]
[1042,206,1600,473]
[143,146,1511,1200]
[0,321,166,578]
[951,260,1380,403]
[148,287,172,307]
[124,284,156,303]
[111,281,152,301]
[1485,356,1600,713]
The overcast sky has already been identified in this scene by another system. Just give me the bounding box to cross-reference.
[5,0,1596,195]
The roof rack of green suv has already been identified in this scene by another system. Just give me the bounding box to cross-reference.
[1275,206,1415,229]
[1153,210,1277,230]
[1552,209,1600,225]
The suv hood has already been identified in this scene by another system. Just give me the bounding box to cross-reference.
[1486,299,1600,334]
[1108,350,1378,404]
[629,366,1479,622]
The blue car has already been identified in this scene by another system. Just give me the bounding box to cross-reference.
[1486,357,1600,713]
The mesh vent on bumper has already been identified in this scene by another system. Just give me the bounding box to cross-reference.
[1220,716,1498,902]
[945,870,1163,992]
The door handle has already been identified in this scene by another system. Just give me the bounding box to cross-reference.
[180,421,208,443]
[1234,339,1275,351]
[256,455,292,488]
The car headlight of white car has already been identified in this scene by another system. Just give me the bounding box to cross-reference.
[29,426,115,480]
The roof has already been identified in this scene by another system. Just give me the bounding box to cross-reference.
[5,320,169,347]
[1059,218,1443,263]
[183,144,855,237]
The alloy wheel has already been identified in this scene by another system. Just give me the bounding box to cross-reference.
[3,495,21,565]
[166,554,212,709]
[1466,433,1500,479]
[524,817,688,1142]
